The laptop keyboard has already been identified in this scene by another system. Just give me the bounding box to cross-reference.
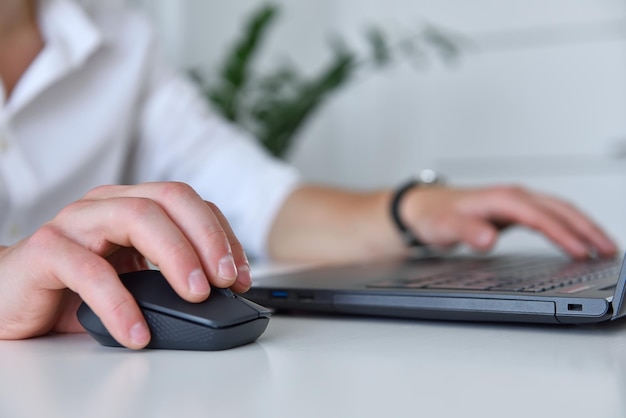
[368,256,621,293]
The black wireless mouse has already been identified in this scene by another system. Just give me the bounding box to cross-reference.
[77,270,271,351]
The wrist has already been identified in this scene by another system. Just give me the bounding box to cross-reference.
[390,169,446,248]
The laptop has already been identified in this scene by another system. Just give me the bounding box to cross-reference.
[245,252,626,325]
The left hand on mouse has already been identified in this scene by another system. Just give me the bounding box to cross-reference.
[0,182,251,349]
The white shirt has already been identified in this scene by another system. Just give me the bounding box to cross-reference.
[0,0,300,258]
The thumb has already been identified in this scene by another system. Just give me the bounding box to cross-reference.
[458,218,499,251]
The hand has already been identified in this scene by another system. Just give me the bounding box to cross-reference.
[400,185,618,258]
[0,182,251,349]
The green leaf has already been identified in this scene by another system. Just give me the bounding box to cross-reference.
[208,3,279,121]
[252,47,356,158]
[192,2,465,159]
[365,26,391,67]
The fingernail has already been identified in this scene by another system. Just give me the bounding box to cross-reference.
[218,254,238,282]
[188,268,210,295]
[237,264,252,290]
[130,321,150,347]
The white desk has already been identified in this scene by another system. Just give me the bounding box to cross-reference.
[1,311,626,418]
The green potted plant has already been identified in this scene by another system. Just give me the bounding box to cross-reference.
[190,3,462,159]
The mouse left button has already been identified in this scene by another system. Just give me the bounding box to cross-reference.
[212,287,235,298]
[236,295,272,317]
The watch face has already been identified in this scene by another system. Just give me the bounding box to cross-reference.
[418,169,444,185]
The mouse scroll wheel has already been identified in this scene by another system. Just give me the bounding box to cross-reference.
[213,287,235,298]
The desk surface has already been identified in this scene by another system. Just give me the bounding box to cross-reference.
[2,311,626,418]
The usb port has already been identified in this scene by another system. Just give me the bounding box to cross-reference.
[271,290,289,299]
[296,292,314,302]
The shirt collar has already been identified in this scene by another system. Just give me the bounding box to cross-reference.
[38,0,103,68]
[5,0,103,116]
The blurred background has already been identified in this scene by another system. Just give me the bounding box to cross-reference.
[130,0,626,253]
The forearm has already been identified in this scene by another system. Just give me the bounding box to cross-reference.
[266,181,619,264]
[267,185,409,263]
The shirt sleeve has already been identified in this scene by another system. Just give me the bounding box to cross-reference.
[126,33,301,260]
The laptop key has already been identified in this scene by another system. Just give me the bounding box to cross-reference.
[368,260,620,293]
[426,281,494,290]
[558,284,595,294]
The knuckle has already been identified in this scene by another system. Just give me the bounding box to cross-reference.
[229,239,244,254]
[205,228,229,246]
[71,259,127,307]
[157,182,198,203]
[106,294,136,323]
[77,258,111,287]
[229,240,246,262]
[54,199,90,221]
[163,238,194,261]
[26,225,64,253]
[123,197,160,221]
[83,184,117,199]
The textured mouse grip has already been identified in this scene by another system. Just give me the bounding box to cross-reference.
[78,302,269,351]
[141,309,269,351]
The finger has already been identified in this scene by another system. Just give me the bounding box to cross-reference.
[476,188,592,258]
[533,193,617,256]
[107,247,150,274]
[456,218,499,252]
[30,228,150,349]
[416,211,498,252]
[55,196,212,302]
[206,201,252,292]
[85,183,238,288]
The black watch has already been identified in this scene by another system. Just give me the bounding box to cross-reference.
[390,169,445,247]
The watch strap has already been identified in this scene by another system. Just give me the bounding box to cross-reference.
[390,179,424,247]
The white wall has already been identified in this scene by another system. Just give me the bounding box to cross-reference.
[135,0,626,251]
